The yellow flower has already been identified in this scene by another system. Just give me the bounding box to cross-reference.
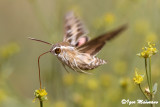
[148,42,157,55]
[104,13,115,25]
[83,99,95,107]
[100,74,111,87]
[120,77,130,89]
[87,78,98,90]
[0,43,20,58]
[72,93,83,104]
[0,89,7,102]
[139,50,151,58]
[63,74,74,86]
[33,88,48,102]
[133,70,144,84]
[137,42,158,58]
[54,101,66,107]
[94,13,115,29]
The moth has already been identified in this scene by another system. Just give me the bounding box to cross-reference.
[29,12,127,74]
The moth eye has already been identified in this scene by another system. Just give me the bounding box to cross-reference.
[55,48,61,54]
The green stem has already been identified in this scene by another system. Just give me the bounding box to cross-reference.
[149,57,152,94]
[40,101,43,107]
[145,58,150,89]
[149,57,153,107]
[138,84,149,100]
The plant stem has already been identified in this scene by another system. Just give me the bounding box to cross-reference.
[149,57,153,107]
[149,57,152,94]
[145,58,150,89]
[40,101,43,107]
[138,84,149,100]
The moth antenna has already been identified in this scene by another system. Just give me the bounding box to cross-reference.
[28,37,52,45]
[38,51,51,89]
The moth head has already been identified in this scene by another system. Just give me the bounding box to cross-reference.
[50,45,62,55]
[54,47,61,55]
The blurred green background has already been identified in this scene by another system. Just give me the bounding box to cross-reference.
[0,0,160,107]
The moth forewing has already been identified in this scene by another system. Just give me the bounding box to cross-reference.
[77,24,127,56]
[63,12,89,47]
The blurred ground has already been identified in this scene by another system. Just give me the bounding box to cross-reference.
[0,0,160,107]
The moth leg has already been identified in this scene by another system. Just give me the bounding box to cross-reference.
[77,67,93,75]
[62,63,70,73]
[73,59,93,75]
[67,60,79,73]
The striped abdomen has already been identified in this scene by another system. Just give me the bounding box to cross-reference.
[78,57,106,70]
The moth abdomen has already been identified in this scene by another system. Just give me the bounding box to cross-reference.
[77,57,106,70]
[90,57,106,68]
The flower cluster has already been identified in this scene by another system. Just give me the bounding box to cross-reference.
[133,70,144,84]
[137,42,157,58]
[0,43,20,59]
[33,88,48,102]
[104,13,115,25]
